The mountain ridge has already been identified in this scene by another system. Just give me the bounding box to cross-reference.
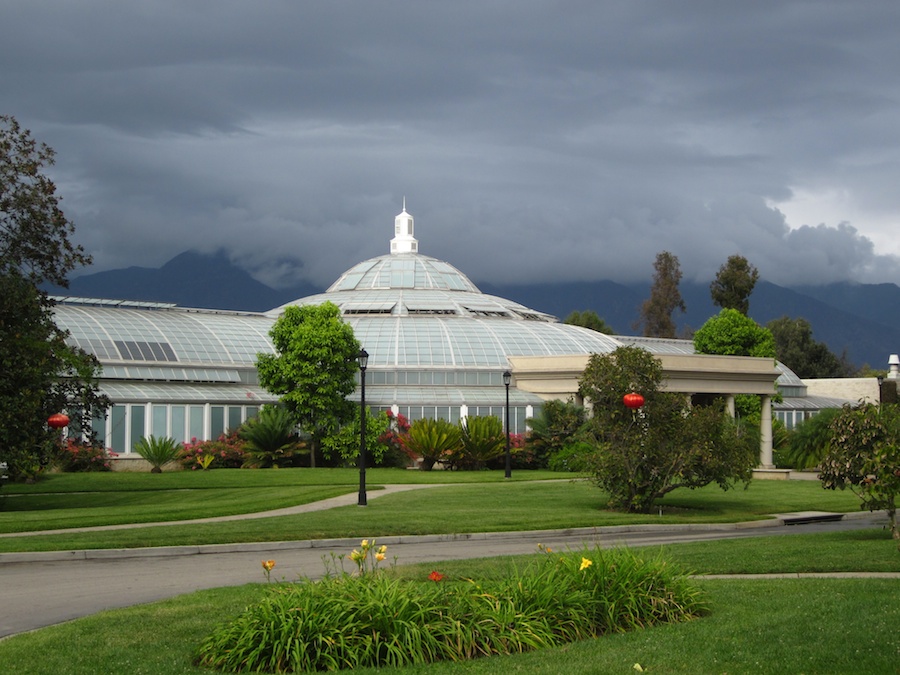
[50,250,900,369]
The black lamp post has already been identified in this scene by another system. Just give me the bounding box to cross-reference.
[503,369,512,479]
[357,348,369,506]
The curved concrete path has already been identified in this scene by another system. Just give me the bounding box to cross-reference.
[0,484,895,639]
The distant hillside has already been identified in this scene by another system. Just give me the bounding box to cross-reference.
[790,282,900,332]
[46,250,900,369]
[47,250,321,312]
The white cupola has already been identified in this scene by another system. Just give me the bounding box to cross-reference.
[390,198,418,254]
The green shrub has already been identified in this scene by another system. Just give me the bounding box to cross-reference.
[320,408,390,467]
[177,431,246,470]
[195,546,706,672]
[239,405,308,468]
[451,415,505,470]
[547,440,594,472]
[399,418,462,470]
[525,399,587,468]
[133,435,180,473]
[783,408,840,470]
[52,438,114,472]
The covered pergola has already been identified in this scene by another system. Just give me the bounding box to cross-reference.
[508,352,782,469]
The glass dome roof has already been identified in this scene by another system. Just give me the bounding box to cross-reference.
[327,253,481,293]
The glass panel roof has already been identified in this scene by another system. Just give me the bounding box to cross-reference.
[55,305,275,365]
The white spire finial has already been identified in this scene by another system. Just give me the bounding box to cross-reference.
[390,200,418,254]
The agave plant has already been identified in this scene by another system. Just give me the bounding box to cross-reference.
[239,405,308,468]
[400,418,461,470]
[133,435,181,473]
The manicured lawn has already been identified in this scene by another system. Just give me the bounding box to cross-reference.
[0,469,859,551]
[0,471,868,552]
[0,472,896,673]
[0,529,897,674]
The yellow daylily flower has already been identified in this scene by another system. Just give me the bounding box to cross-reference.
[579,557,593,571]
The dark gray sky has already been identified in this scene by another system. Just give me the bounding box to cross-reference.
[5,1,900,289]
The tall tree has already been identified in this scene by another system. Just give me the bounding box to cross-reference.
[1,116,107,482]
[1,115,91,285]
[563,310,614,334]
[579,345,756,513]
[710,254,759,315]
[637,251,685,338]
[693,308,776,358]
[767,316,854,378]
[256,302,361,466]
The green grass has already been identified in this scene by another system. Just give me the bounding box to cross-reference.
[0,530,897,674]
[0,473,896,673]
[0,472,869,552]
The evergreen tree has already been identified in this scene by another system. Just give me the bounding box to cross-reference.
[710,254,759,315]
[637,251,685,338]
[767,316,855,378]
[563,310,614,334]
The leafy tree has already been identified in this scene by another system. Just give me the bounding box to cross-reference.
[256,302,361,466]
[1,241,105,474]
[320,407,391,467]
[767,316,854,378]
[1,115,91,286]
[820,403,900,545]
[710,254,759,315]
[693,308,776,358]
[637,251,685,338]
[239,405,309,468]
[579,346,757,513]
[399,418,462,470]
[1,118,107,483]
[693,308,776,420]
[525,398,587,468]
[563,310,614,334]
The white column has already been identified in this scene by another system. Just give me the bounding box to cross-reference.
[203,403,212,441]
[759,395,773,468]
[726,395,735,418]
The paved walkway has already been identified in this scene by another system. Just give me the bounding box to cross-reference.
[0,483,895,639]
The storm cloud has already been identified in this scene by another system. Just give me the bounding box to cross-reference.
[4,1,900,289]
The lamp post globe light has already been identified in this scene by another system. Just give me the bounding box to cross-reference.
[357,348,369,506]
[503,369,512,479]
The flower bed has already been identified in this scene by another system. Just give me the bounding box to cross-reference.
[196,543,707,673]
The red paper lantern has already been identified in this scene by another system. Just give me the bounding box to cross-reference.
[48,413,70,429]
[622,392,644,410]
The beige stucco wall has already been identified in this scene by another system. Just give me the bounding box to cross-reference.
[508,353,779,401]
[803,377,879,405]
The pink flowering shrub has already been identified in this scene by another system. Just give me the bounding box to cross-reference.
[177,431,246,470]
[53,438,116,472]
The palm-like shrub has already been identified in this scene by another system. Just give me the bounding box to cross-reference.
[238,405,308,468]
[133,435,180,473]
[452,415,505,470]
[526,399,587,468]
[400,418,461,470]
[783,408,840,470]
